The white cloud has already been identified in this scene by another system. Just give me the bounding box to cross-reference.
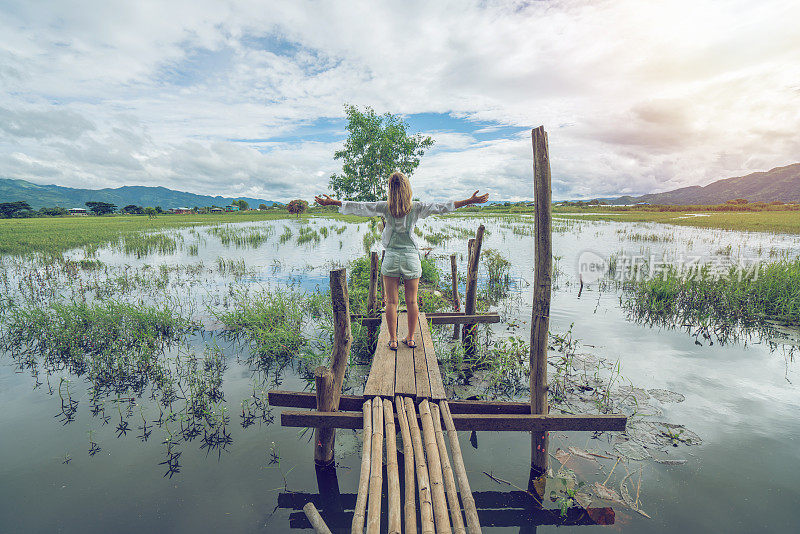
[0,0,798,201]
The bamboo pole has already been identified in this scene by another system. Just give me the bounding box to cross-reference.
[366,397,384,534]
[314,366,336,465]
[432,403,467,534]
[450,253,460,340]
[404,396,435,534]
[530,126,552,479]
[394,396,416,534]
[439,400,481,534]
[380,250,386,308]
[352,398,372,534]
[303,502,333,534]
[419,399,452,534]
[383,398,401,534]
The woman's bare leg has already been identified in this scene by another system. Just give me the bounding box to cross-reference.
[383,275,401,347]
[403,277,420,343]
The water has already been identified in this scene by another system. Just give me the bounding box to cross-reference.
[1,215,799,532]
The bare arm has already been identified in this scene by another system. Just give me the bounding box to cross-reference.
[454,190,489,209]
[314,194,341,207]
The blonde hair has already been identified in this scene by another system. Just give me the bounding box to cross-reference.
[387,171,412,218]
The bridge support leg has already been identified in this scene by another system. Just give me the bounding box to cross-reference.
[530,126,552,489]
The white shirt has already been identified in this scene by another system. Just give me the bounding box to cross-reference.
[340,200,456,250]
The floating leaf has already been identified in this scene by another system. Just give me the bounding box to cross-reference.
[614,440,650,461]
[647,389,685,403]
[554,448,571,465]
[568,446,599,462]
[593,482,623,503]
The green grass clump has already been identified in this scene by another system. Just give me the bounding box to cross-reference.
[1,301,196,386]
[624,258,800,325]
[216,289,308,360]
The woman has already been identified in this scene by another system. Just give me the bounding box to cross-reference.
[315,171,489,350]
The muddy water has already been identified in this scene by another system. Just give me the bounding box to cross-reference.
[1,215,798,533]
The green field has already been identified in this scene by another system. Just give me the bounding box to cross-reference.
[4,205,800,257]
[0,211,370,256]
[552,209,800,234]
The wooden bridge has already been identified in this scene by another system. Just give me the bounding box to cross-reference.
[267,127,628,533]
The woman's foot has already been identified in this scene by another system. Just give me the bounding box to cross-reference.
[402,338,417,349]
[389,340,398,351]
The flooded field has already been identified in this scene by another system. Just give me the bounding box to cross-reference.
[1,214,798,533]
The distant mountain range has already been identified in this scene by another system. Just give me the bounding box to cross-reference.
[606,163,800,205]
[0,178,281,210]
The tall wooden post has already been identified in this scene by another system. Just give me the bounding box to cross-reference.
[315,268,353,465]
[450,254,460,339]
[367,252,379,341]
[463,226,485,357]
[530,126,552,480]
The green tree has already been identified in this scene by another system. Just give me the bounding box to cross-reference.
[39,206,68,217]
[233,199,249,211]
[258,203,268,210]
[144,207,157,219]
[329,104,434,201]
[286,199,308,217]
[85,201,117,215]
[0,201,33,218]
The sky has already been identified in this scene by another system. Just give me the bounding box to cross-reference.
[1,0,798,202]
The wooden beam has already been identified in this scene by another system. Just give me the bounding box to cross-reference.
[268,390,543,414]
[428,313,500,325]
[280,410,627,432]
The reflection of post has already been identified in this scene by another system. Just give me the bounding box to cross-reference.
[530,126,552,487]
[315,269,352,466]
[313,463,342,531]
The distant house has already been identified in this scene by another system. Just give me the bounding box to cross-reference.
[170,207,191,214]
[210,207,223,213]
[69,208,88,216]
[224,205,239,212]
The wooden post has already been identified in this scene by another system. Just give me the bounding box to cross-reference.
[314,367,336,465]
[463,226,485,356]
[383,398,401,534]
[380,250,386,308]
[367,252,379,342]
[530,126,552,480]
[395,396,417,534]
[352,398,372,534]
[450,254,461,340]
[316,269,353,465]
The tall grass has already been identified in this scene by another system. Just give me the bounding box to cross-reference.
[624,258,800,325]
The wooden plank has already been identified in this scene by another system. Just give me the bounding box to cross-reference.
[394,313,416,396]
[363,313,394,397]
[288,506,612,529]
[419,313,446,400]
[429,314,500,325]
[413,316,430,398]
[269,391,549,415]
[281,411,628,432]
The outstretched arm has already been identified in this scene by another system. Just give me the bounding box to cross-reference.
[314,194,341,207]
[454,190,489,209]
[315,194,385,217]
